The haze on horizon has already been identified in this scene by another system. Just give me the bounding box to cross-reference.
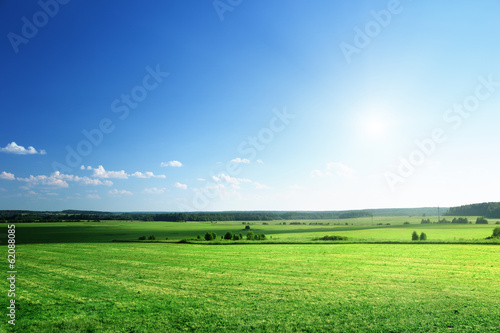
[1,1,499,212]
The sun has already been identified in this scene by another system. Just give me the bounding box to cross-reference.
[364,117,386,138]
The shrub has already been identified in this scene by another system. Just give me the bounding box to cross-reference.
[224,232,233,240]
[165,237,169,240]
[246,231,254,240]
[492,227,500,238]
[411,231,419,241]
[138,236,146,240]
[421,218,431,224]
[204,232,213,241]
[148,235,155,240]
[197,235,201,240]
[420,232,427,241]
[404,222,410,225]
[259,233,266,240]
[452,217,468,224]
[476,217,488,224]
[232,234,240,241]
[318,235,348,241]
[245,225,251,230]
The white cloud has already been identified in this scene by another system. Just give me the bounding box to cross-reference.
[197,178,206,181]
[143,187,166,194]
[256,159,263,164]
[231,158,250,164]
[310,170,324,178]
[17,172,113,188]
[175,182,188,190]
[0,171,15,180]
[92,165,128,179]
[310,163,356,179]
[0,142,46,155]
[161,160,183,167]
[326,162,356,179]
[131,171,166,179]
[109,189,133,196]
[254,182,271,190]
[87,194,101,199]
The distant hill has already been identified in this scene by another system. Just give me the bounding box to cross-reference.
[444,202,500,218]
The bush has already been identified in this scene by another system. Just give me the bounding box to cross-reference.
[259,233,266,240]
[246,231,254,240]
[197,235,201,240]
[476,217,488,224]
[452,217,468,224]
[492,227,500,238]
[148,235,155,240]
[404,222,410,225]
[204,232,216,241]
[496,222,500,224]
[232,234,240,241]
[421,218,431,224]
[138,236,146,240]
[224,232,233,240]
[420,232,427,241]
[165,237,169,240]
[318,235,348,241]
[411,231,419,241]
[245,225,251,230]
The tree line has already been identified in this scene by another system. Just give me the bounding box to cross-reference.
[445,202,500,218]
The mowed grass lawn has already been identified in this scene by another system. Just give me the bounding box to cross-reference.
[3,242,499,332]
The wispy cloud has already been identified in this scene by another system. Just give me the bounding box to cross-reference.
[212,173,269,190]
[231,158,250,164]
[17,171,113,188]
[0,142,46,155]
[109,189,133,196]
[0,171,15,180]
[87,194,101,199]
[89,165,165,179]
[174,182,188,190]
[143,187,166,194]
[161,160,183,167]
[256,159,263,164]
[311,162,356,179]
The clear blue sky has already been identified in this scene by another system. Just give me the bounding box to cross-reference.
[1,0,500,212]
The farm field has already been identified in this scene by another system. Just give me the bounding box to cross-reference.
[2,242,499,332]
[6,216,500,244]
[1,219,499,332]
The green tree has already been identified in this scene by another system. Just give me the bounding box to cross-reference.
[411,231,419,241]
[232,234,240,241]
[246,231,254,240]
[245,225,251,230]
[204,232,213,241]
[492,227,500,238]
[476,217,488,224]
[419,232,427,241]
[224,231,233,240]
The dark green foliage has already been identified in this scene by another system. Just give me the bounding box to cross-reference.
[420,232,427,241]
[232,234,240,241]
[412,231,419,241]
[165,237,169,240]
[197,235,201,240]
[138,236,146,240]
[445,202,500,218]
[404,222,410,225]
[421,218,431,224]
[259,234,266,240]
[246,231,254,240]
[245,225,251,230]
[452,217,469,224]
[148,235,155,240]
[476,217,488,224]
[204,232,214,241]
[224,232,233,240]
[439,218,450,223]
[318,235,348,241]
[492,227,500,238]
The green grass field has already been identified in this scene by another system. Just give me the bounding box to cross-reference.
[1,219,499,332]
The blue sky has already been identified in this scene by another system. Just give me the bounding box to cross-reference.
[1,0,500,212]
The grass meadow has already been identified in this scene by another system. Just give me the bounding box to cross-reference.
[1,218,499,332]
